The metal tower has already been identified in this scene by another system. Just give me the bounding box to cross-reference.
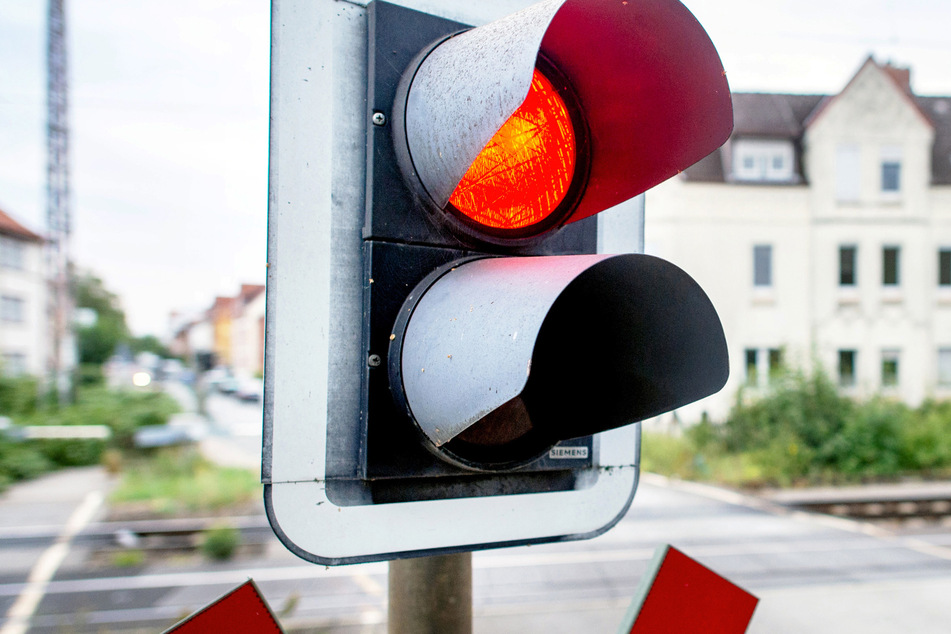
[46,0,74,402]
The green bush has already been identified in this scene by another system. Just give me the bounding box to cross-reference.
[202,524,240,561]
[899,401,951,473]
[0,441,52,482]
[37,438,106,467]
[0,384,179,489]
[824,398,906,477]
[18,386,179,451]
[724,369,853,459]
[76,364,105,387]
[647,365,951,487]
[0,375,39,418]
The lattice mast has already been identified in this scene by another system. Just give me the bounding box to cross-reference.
[46,0,74,402]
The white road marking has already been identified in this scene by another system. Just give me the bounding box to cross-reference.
[1,490,104,634]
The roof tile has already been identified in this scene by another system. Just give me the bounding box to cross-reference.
[0,206,44,243]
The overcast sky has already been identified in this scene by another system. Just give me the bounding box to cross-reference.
[1,0,950,336]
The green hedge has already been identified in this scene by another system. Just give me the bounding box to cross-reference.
[0,378,179,491]
[643,369,951,487]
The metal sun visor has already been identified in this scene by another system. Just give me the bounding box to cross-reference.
[391,254,729,456]
[401,0,733,221]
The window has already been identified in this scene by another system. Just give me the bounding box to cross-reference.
[839,246,857,286]
[768,349,783,379]
[732,139,795,183]
[939,249,951,287]
[745,349,758,387]
[839,350,856,387]
[883,247,900,286]
[745,348,782,387]
[753,245,772,287]
[1,353,26,376]
[881,350,900,387]
[0,296,24,323]
[880,146,902,195]
[836,145,861,202]
[939,348,951,387]
[0,236,24,270]
[881,162,901,192]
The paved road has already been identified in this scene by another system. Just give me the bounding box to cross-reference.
[3,465,951,633]
[0,468,112,634]
[163,381,263,471]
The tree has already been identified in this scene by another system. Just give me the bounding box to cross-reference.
[74,272,130,365]
[130,335,173,359]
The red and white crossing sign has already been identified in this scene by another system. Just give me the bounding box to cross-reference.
[165,580,282,633]
[620,545,759,633]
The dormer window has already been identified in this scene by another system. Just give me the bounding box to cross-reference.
[732,139,796,183]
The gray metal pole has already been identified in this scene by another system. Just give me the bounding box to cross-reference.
[388,552,472,634]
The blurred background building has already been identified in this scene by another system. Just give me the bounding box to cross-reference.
[0,206,47,376]
[169,284,265,380]
[648,57,951,421]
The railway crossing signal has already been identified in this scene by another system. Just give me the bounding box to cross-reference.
[264,0,733,564]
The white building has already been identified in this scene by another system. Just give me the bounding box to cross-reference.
[230,284,265,379]
[646,58,951,421]
[0,206,47,376]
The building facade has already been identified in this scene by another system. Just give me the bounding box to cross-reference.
[0,207,46,376]
[646,58,951,421]
[230,284,265,378]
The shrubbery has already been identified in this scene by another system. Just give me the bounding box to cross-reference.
[643,368,951,487]
[202,523,241,560]
[0,375,179,491]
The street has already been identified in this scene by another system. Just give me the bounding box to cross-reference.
[3,417,951,633]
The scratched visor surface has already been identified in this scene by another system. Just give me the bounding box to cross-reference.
[403,0,733,224]
[399,254,612,446]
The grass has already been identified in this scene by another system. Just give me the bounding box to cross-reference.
[110,447,261,517]
[641,432,767,487]
[111,549,145,568]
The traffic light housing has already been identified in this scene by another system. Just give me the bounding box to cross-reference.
[265,0,733,565]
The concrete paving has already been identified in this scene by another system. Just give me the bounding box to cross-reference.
[3,449,951,632]
[0,467,113,634]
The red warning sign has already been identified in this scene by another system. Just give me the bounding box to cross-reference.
[165,579,282,633]
[620,544,759,633]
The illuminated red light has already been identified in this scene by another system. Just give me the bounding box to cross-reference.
[448,68,576,232]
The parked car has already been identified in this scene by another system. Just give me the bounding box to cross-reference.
[235,377,264,402]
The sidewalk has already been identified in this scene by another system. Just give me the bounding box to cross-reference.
[0,466,112,634]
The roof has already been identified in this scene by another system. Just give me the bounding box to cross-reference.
[209,296,235,321]
[684,85,951,186]
[684,92,826,184]
[919,96,951,185]
[804,57,934,132]
[237,284,265,303]
[732,93,825,138]
[233,284,265,316]
[0,206,44,243]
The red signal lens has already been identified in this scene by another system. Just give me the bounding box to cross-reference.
[448,68,576,232]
